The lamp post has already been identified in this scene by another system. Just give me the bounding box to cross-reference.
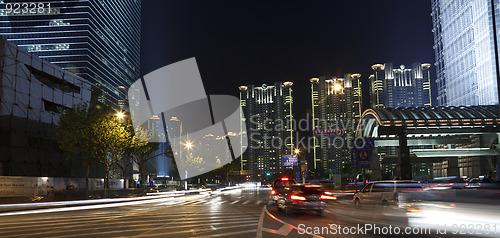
[295,148,307,184]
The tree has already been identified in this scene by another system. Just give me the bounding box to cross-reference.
[114,117,151,188]
[58,103,131,189]
[91,113,129,189]
[57,103,100,190]
[132,143,160,186]
[342,163,361,180]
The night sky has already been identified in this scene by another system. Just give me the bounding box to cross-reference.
[141,0,436,122]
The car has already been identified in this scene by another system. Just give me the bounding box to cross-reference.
[353,180,423,209]
[464,177,497,189]
[276,184,337,215]
[271,177,297,202]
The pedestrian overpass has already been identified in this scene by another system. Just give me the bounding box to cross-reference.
[355,105,500,180]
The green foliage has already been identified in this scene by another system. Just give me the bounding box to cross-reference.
[57,103,96,158]
[57,103,154,189]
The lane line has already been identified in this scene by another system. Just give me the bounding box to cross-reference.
[3,219,261,238]
[192,229,257,238]
[0,214,261,231]
[132,223,259,238]
[257,206,324,238]
[0,196,191,217]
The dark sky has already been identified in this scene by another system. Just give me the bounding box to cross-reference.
[141,0,436,120]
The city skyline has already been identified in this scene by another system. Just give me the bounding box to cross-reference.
[141,0,437,122]
[1,1,500,236]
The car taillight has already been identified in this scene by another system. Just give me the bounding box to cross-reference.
[407,208,421,213]
[320,194,337,200]
[290,195,306,201]
[271,190,276,195]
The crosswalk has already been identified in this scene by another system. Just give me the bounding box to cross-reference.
[0,194,267,238]
[156,197,272,207]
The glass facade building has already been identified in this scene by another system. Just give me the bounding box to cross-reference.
[0,0,140,107]
[431,0,499,106]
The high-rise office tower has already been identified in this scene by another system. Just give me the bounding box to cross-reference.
[310,74,361,178]
[0,0,140,108]
[239,82,294,178]
[369,63,432,108]
[431,0,499,106]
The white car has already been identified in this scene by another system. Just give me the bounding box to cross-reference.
[353,180,423,208]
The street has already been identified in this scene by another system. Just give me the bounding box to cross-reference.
[0,187,482,238]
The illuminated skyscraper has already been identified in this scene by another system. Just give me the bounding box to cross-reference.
[369,63,432,108]
[431,0,499,106]
[0,0,140,107]
[310,74,361,178]
[239,82,294,178]
[369,63,433,179]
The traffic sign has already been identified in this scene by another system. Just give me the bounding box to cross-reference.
[282,155,298,166]
[351,149,370,168]
[357,150,370,168]
[359,150,368,160]
[351,148,358,167]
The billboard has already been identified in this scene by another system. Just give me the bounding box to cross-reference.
[282,155,298,166]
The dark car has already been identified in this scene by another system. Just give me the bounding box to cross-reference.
[277,184,337,214]
[271,177,297,202]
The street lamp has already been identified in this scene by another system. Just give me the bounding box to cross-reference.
[294,148,300,154]
[184,141,193,149]
[116,111,125,119]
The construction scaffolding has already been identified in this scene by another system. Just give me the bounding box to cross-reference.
[0,39,93,177]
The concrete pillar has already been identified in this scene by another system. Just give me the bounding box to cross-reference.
[447,158,459,177]
[370,147,381,180]
[397,131,412,180]
[496,133,500,180]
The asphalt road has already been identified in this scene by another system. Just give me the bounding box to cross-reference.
[0,188,480,238]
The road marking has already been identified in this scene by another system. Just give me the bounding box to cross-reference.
[230,200,239,204]
[242,200,250,205]
[256,206,324,238]
[193,229,257,238]
[255,200,261,205]
[0,196,179,217]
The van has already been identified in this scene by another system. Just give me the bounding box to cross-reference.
[353,180,423,208]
